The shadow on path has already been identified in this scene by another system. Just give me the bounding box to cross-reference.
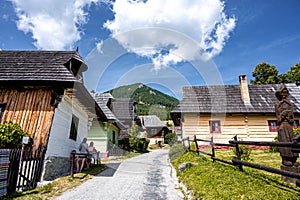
[96,163,121,177]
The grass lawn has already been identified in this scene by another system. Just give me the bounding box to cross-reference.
[172,149,300,199]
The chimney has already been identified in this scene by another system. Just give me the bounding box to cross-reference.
[239,75,251,105]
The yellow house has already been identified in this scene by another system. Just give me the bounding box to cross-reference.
[171,75,300,144]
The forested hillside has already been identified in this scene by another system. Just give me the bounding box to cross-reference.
[105,83,179,120]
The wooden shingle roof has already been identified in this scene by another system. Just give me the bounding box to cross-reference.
[111,98,136,121]
[93,93,127,129]
[171,83,300,114]
[0,50,86,87]
[94,93,116,121]
[0,50,107,120]
[138,115,166,128]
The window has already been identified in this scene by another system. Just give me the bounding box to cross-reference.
[112,131,116,144]
[294,120,299,128]
[69,114,79,141]
[268,120,278,132]
[0,103,6,122]
[209,120,221,133]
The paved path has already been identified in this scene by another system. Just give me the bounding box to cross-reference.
[56,149,183,200]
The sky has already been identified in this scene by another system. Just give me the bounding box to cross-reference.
[1,0,300,100]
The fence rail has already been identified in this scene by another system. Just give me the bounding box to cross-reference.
[182,135,300,186]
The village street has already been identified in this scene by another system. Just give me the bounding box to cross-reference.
[56,149,183,200]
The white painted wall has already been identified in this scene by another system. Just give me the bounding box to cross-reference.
[45,96,89,158]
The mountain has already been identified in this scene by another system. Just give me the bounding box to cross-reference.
[105,83,179,120]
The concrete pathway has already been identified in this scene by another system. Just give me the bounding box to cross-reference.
[56,149,183,200]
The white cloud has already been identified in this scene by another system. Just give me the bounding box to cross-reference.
[10,0,100,50]
[104,0,236,70]
[96,40,104,53]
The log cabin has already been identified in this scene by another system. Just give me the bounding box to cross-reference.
[171,75,300,144]
[138,115,169,145]
[0,50,106,180]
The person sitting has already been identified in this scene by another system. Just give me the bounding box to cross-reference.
[88,141,100,164]
[76,138,89,172]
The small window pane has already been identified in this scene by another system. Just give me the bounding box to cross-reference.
[69,115,79,141]
[210,120,221,133]
[268,120,278,132]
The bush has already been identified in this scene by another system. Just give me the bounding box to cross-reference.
[169,142,186,161]
[128,136,149,152]
[0,121,30,149]
[232,145,252,161]
[190,142,197,151]
[294,128,300,136]
[269,136,279,153]
[164,132,178,146]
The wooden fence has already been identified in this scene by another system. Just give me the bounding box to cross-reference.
[6,146,46,195]
[182,135,300,186]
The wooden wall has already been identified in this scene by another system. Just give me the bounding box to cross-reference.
[182,113,281,143]
[0,88,55,148]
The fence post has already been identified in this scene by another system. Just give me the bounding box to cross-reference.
[211,137,215,162]
[234,136,243,171]
[187,136,190,151]
[70,150,76,178]
[194,135,199,155]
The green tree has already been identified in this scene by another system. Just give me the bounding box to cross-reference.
[250,62,279,84]
[279,63,300,83]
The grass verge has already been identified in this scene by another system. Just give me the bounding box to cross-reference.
[172,149,300,199]
[3,165,106,200]
[4,152,141,200]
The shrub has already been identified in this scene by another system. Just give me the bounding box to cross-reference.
[190,142,197,151]
[164,132,178,146]
[232,145,252,161]
[294,128,300,136]
[269,135,279,153]
[169,142,186,161]
[128,136,149,152]
[0,121,30,149]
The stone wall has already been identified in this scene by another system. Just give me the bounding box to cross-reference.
[42,156,70,181]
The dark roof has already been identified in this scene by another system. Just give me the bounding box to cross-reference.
[111,98,136,120]
[171,83,300,114]
[0,50,87,87]
[0,50,106,120]
[94,93,116,120]
[93,93,126,129]
[139,115,166,128]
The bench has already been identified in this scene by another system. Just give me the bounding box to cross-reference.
[69,150,101,177]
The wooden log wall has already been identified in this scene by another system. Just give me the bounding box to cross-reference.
[0,88,56,149]
[182,113,281,142]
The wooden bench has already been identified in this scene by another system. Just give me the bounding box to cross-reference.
[69,150,101,177]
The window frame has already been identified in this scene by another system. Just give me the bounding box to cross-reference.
[69,114,79,141]
[268,120,278,132]
[209,120,221,133]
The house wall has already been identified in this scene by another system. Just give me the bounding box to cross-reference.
[107,123,120,146]
[0,88,55,148]
[88,121,107,153]
[42,95,89,180]
[181,113,290,143]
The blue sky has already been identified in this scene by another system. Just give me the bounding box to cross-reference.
[1,0,300,99]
